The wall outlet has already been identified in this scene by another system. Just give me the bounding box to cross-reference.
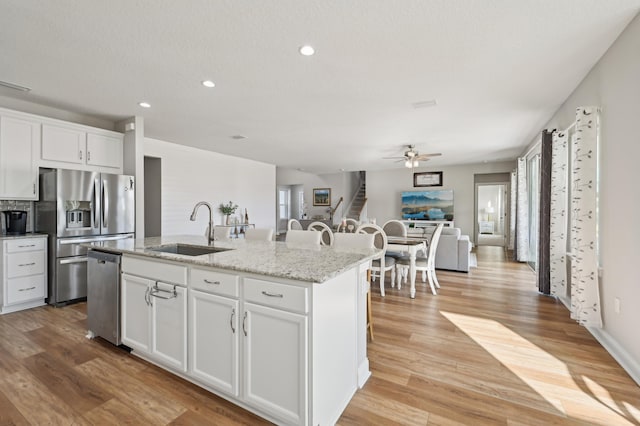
[614,297,621,314]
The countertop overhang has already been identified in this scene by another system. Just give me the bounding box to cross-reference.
[86,235,380,283]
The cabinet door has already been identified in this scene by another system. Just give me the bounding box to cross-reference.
[243,302,308,425]
[151,282,187,372]
[190,290,239,396]
[121,273,152,353]
[86,133,123,169]
[41,124,85,164]
[0,116,39,199]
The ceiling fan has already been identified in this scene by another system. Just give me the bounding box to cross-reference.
[383,145,442,168]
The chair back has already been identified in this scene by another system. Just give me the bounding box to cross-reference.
[308,221,334,246]
[213,225,231,241]
[382,219,407,237]
[285,229,321,245]
[245,228,274,241]
[345,218,360,233]
[333,233,375,249]
[427,223,445,266]
[287,218,303,231]
[356,223,388,253]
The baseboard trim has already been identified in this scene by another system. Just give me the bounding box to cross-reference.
[587,326,640,387]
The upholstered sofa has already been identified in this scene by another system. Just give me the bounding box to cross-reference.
[421,226,473,272]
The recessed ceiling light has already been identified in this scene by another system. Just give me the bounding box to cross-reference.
[299,45,315,56]
[138,102,151,108]
[202,80,215,88]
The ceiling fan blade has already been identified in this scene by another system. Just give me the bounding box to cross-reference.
[382,156,406,160]
[414,153,442,160]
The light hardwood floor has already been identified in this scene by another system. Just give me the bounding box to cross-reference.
[1,246,638,425]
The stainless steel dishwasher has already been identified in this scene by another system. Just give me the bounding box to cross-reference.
[87,249,122,345]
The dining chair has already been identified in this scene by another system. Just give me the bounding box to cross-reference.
[396,223,444,295]
[345,218,360,232]
[285,229,321,245]
[333,232,375,340]
[308,221,334,246]
[382,219,407,258]
[244,228,274,241]
[287,218,303,231]
[355,223,394,297]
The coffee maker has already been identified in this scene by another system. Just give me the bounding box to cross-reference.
[3,210,27,235]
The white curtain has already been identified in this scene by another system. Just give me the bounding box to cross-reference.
[550,131,569,298]
[509,170,516,250]
[570,106,602,327]
[515,157,529,262]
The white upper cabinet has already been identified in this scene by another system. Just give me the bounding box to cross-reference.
[0,115,40,200]
[86,133,123,169]
[41,124,86,165]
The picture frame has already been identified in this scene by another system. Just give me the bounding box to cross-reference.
[313,188,331,206]
[413,171,443,187]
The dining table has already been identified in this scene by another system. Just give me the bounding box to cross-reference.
[386,236,428,298]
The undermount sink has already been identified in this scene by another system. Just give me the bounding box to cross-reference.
[148,244,232,256]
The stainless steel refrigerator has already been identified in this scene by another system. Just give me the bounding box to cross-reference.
[35,168,135,305]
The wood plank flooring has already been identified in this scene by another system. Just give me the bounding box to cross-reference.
[1,246,639,425]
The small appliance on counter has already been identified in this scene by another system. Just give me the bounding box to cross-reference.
[2,210,27,235]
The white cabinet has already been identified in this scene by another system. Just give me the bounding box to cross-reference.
[243,302,307,425]
[41,123,123,172]
[121,273,152,352]
[0,115,39,200]
[121,257,188,372]
[0,237,47,314]
[190,290,239,396]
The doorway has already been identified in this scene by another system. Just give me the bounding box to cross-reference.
[144,156,161,237]
[475,183,509,247]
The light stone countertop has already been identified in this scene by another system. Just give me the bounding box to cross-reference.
[87,235,380,283]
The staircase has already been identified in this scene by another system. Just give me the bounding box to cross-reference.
[347,172,367,220]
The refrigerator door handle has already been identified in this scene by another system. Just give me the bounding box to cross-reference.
[102,181,108,226]
[93,179,99,228]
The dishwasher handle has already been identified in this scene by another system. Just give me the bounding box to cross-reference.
[87,250,121,264]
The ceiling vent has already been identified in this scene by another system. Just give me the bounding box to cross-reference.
[412,99,437,109]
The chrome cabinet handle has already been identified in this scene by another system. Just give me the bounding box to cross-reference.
[18,262,36,267]
[230,308,236,334]
[149,284,177,300]
[144,287,150,306]
[242,312,247,336]
[203,279,221,285]
[79,150,82,160]
[18,286,36,292]
[261,291,283,298]
[33,183,35,194]
[87,151,91,161]
[18,244,36,248]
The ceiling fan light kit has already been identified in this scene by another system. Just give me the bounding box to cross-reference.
[384,145,441,169]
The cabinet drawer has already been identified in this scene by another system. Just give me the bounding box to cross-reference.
[244,278,308,314]
[6,238,46,253]
[191,268,239,298]
[6,275,45,305]
[7,251,45,278]
[122,256,187,286]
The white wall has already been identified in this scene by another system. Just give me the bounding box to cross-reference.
[145,137,276,236]
[276,168,359,224]
[367,162,515,237]
[523,13,640,382]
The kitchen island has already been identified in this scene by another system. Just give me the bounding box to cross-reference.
[89,235,378,426]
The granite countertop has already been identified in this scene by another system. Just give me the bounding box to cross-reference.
[87,235,380,283]
[0,233,48,240]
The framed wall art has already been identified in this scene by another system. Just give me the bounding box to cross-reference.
[313,188,331,206]
[414,171,443,187]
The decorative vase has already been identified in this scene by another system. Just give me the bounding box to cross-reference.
[226,214,231,225]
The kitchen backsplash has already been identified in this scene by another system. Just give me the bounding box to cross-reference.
[0,200,34,233]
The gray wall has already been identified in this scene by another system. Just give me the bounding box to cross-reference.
[366,161,515,237]
[522,12,640,381]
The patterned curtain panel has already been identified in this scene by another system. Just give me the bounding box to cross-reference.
[570,106,602,327]
[550,131,568,298]
[515,157,529,262]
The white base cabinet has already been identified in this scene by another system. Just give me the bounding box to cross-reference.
[0,237,47,314]
[121,255,367,426]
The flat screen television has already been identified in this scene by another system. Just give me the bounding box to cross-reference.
[401,190,454,221]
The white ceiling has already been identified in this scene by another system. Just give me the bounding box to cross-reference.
[1,1,639,173]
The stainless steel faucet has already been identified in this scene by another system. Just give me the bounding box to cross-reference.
[190,201,214,245]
